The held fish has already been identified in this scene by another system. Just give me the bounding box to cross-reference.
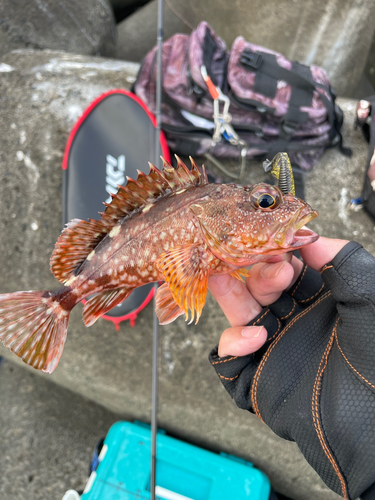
[0,155,318,373]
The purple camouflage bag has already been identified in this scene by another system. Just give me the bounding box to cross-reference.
[134,21,350,176]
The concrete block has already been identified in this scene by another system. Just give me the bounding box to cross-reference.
[0,0,117,58]
[0,361,120,500]
[0,49,372,500]
[117,0,375,96]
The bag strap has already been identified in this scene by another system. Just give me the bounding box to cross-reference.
[240,48,351,155]
[187,26,227,101]
[202,28,219,84]
[240,49,318,94]
[241,50,316,140]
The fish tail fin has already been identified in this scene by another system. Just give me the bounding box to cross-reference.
[0,290,70,373]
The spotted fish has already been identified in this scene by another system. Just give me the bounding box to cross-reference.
[0,155,318,373]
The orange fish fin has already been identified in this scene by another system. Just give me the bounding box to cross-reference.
[83,288,132,327]
[156,245,209,324]
[0,290,70,373]
[155,283,184,325]
[230,268,252,282]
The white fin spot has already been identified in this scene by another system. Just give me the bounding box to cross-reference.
[142,203,153,213]
[109,225,121,238]
[65,275,77,286]
[87,250,95,261]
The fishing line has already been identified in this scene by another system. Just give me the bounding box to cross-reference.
[165,0,195,31]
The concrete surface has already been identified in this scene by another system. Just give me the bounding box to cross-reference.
[0,358,120,500]
[0,49,373,500]
[0,0,117,59]
[364,30,375,92]
[116,0,375,97]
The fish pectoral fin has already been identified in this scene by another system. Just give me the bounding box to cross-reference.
[156,244,209,324]
[155,283,184,325]
[83,288,132,327]
[230,267,252,282]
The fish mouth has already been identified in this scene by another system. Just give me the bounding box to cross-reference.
[274,209,319,248]
[291,210,319,247]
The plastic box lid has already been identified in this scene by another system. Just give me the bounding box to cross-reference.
[81,421,270,500]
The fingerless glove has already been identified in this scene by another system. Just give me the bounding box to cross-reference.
[209,242,375,500]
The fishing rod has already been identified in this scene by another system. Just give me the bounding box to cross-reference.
[151,0,164,497]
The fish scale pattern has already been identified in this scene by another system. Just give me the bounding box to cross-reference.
[50,157,207,283]
[209,242,375,500]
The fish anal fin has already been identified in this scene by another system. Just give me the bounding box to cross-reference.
[155,283,184,325]
[83,288,132,327]
[156,244,209,324]
[230,268,252,282]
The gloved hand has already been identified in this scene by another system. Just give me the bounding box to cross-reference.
[208,238,375,500]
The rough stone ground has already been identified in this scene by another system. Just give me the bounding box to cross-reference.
[0,358,120,500]
[0,0,117,59]
[0,50,373,500]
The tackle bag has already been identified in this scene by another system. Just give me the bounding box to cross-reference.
[62,89,170,329]
[134,21,350,177]
[355,96,375,222]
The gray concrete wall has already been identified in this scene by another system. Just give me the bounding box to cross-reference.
[117,0,375,97]
[0,0,117,58]
[0,50,373,499]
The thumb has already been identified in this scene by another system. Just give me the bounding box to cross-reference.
[218,325,268,358]
[299,236,349,271]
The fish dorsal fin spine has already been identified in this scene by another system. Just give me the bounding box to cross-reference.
[50,157,208,284]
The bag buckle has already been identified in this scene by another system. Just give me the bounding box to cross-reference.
[201,65,247,180]
[240,50,263,70]
[201,65,233,142]
[282,119,299,136]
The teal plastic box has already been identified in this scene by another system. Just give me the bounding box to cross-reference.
[81,421,271,500]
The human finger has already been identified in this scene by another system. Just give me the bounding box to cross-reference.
[218,325,268,357]
[246,260,295,306]
[299,237,349,271]
[208,274,263,327]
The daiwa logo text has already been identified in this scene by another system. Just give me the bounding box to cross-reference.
[105,154,125,203]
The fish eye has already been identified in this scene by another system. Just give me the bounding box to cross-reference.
[257,193,276,209]
[249,184,281,210]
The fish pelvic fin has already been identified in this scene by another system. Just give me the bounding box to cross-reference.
[156,244,209,324]
[155,283,184,325]
[82,288,132,327]
[51,158,208,284]
[0,290,70,373]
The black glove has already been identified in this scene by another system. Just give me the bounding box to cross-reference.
[209,242,375,500]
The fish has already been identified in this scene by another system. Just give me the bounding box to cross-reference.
[0,155,319,373]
